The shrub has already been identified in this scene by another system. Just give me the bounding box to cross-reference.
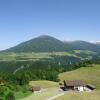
[5,92,15,100]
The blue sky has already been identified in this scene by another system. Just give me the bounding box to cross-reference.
[0,0,100,50]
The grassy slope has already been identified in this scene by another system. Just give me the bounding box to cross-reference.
[19,87,60,100]
[0,51,96,61]
[59,64,100,89]
[29,80,59,88]
[0,52,77,60]
[55,64,100,100]
[55,91,100,100]
[17,80,59,100]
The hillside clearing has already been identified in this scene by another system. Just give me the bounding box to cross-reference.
[16,80,59,100]
[18,87,61,100]
[29,80,59,88]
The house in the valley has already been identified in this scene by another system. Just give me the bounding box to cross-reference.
[30,86,41,93]
[63,80,84,91]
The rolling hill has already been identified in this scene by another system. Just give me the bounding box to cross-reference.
[3,35,100,53]
[4,35,67,52]
[64,40,100,52]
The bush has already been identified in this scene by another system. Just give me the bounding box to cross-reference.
[5,92,15,100]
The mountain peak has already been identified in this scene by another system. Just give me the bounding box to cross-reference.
[4,35,66,52]
[3,35,100,53]
[38,35,55,39]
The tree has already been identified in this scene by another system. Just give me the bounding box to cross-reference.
[5,92,15,100]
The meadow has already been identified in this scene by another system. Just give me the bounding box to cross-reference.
[0,50,96,61]
[16,64,100,100]
[17,80,59,100]
[55,64,100,100]
[59,64,100,89]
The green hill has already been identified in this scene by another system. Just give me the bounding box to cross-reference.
[3,35,100,53]
[64,40,100,53]
[4,35,67,52]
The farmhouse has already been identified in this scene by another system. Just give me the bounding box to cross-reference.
[64,80,84,91]
[30,86,41,93]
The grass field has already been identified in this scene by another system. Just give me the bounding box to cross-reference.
[18,87,60,100]
[15,91,32,99]
[54,90,100,100]
[55,64,100,100]
[74,50,97,55]
[29,80,59,88]
[17,80,59,100]
[0,52,73,61]
[59,64,100,89]
[0,51,96,61]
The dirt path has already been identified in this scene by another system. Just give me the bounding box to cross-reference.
[46,93,64,100]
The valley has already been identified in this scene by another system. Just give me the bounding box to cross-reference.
[0,0,100,99]
[0,36,100,100]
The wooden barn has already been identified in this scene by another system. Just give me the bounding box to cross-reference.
[64,80,84,91]
[30,86,41,93]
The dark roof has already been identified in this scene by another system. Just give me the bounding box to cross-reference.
[87,84,96,89]
[31,86,41,91]
[64,80,84,86]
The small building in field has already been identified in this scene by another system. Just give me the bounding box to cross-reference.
[30,86,41,93]
[0,81,4,86]
[64,80,84,92]
[86,84,96,90]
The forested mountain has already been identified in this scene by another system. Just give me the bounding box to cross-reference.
[96,42,100,46]
[3,35,100,53]
[4,35,67,52]
[64,40,100,52]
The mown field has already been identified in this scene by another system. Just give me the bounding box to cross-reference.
[0,52,73,61]
[54,90,100,100]
[29,80,59,88]
[55,64,100,100]
[0,50,97,61]
[17,80,59,100]
[59,64,100,89]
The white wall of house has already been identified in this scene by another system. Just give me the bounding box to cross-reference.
[78,86,84,91]
[74,86,84,91]
[34,90,41,93]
